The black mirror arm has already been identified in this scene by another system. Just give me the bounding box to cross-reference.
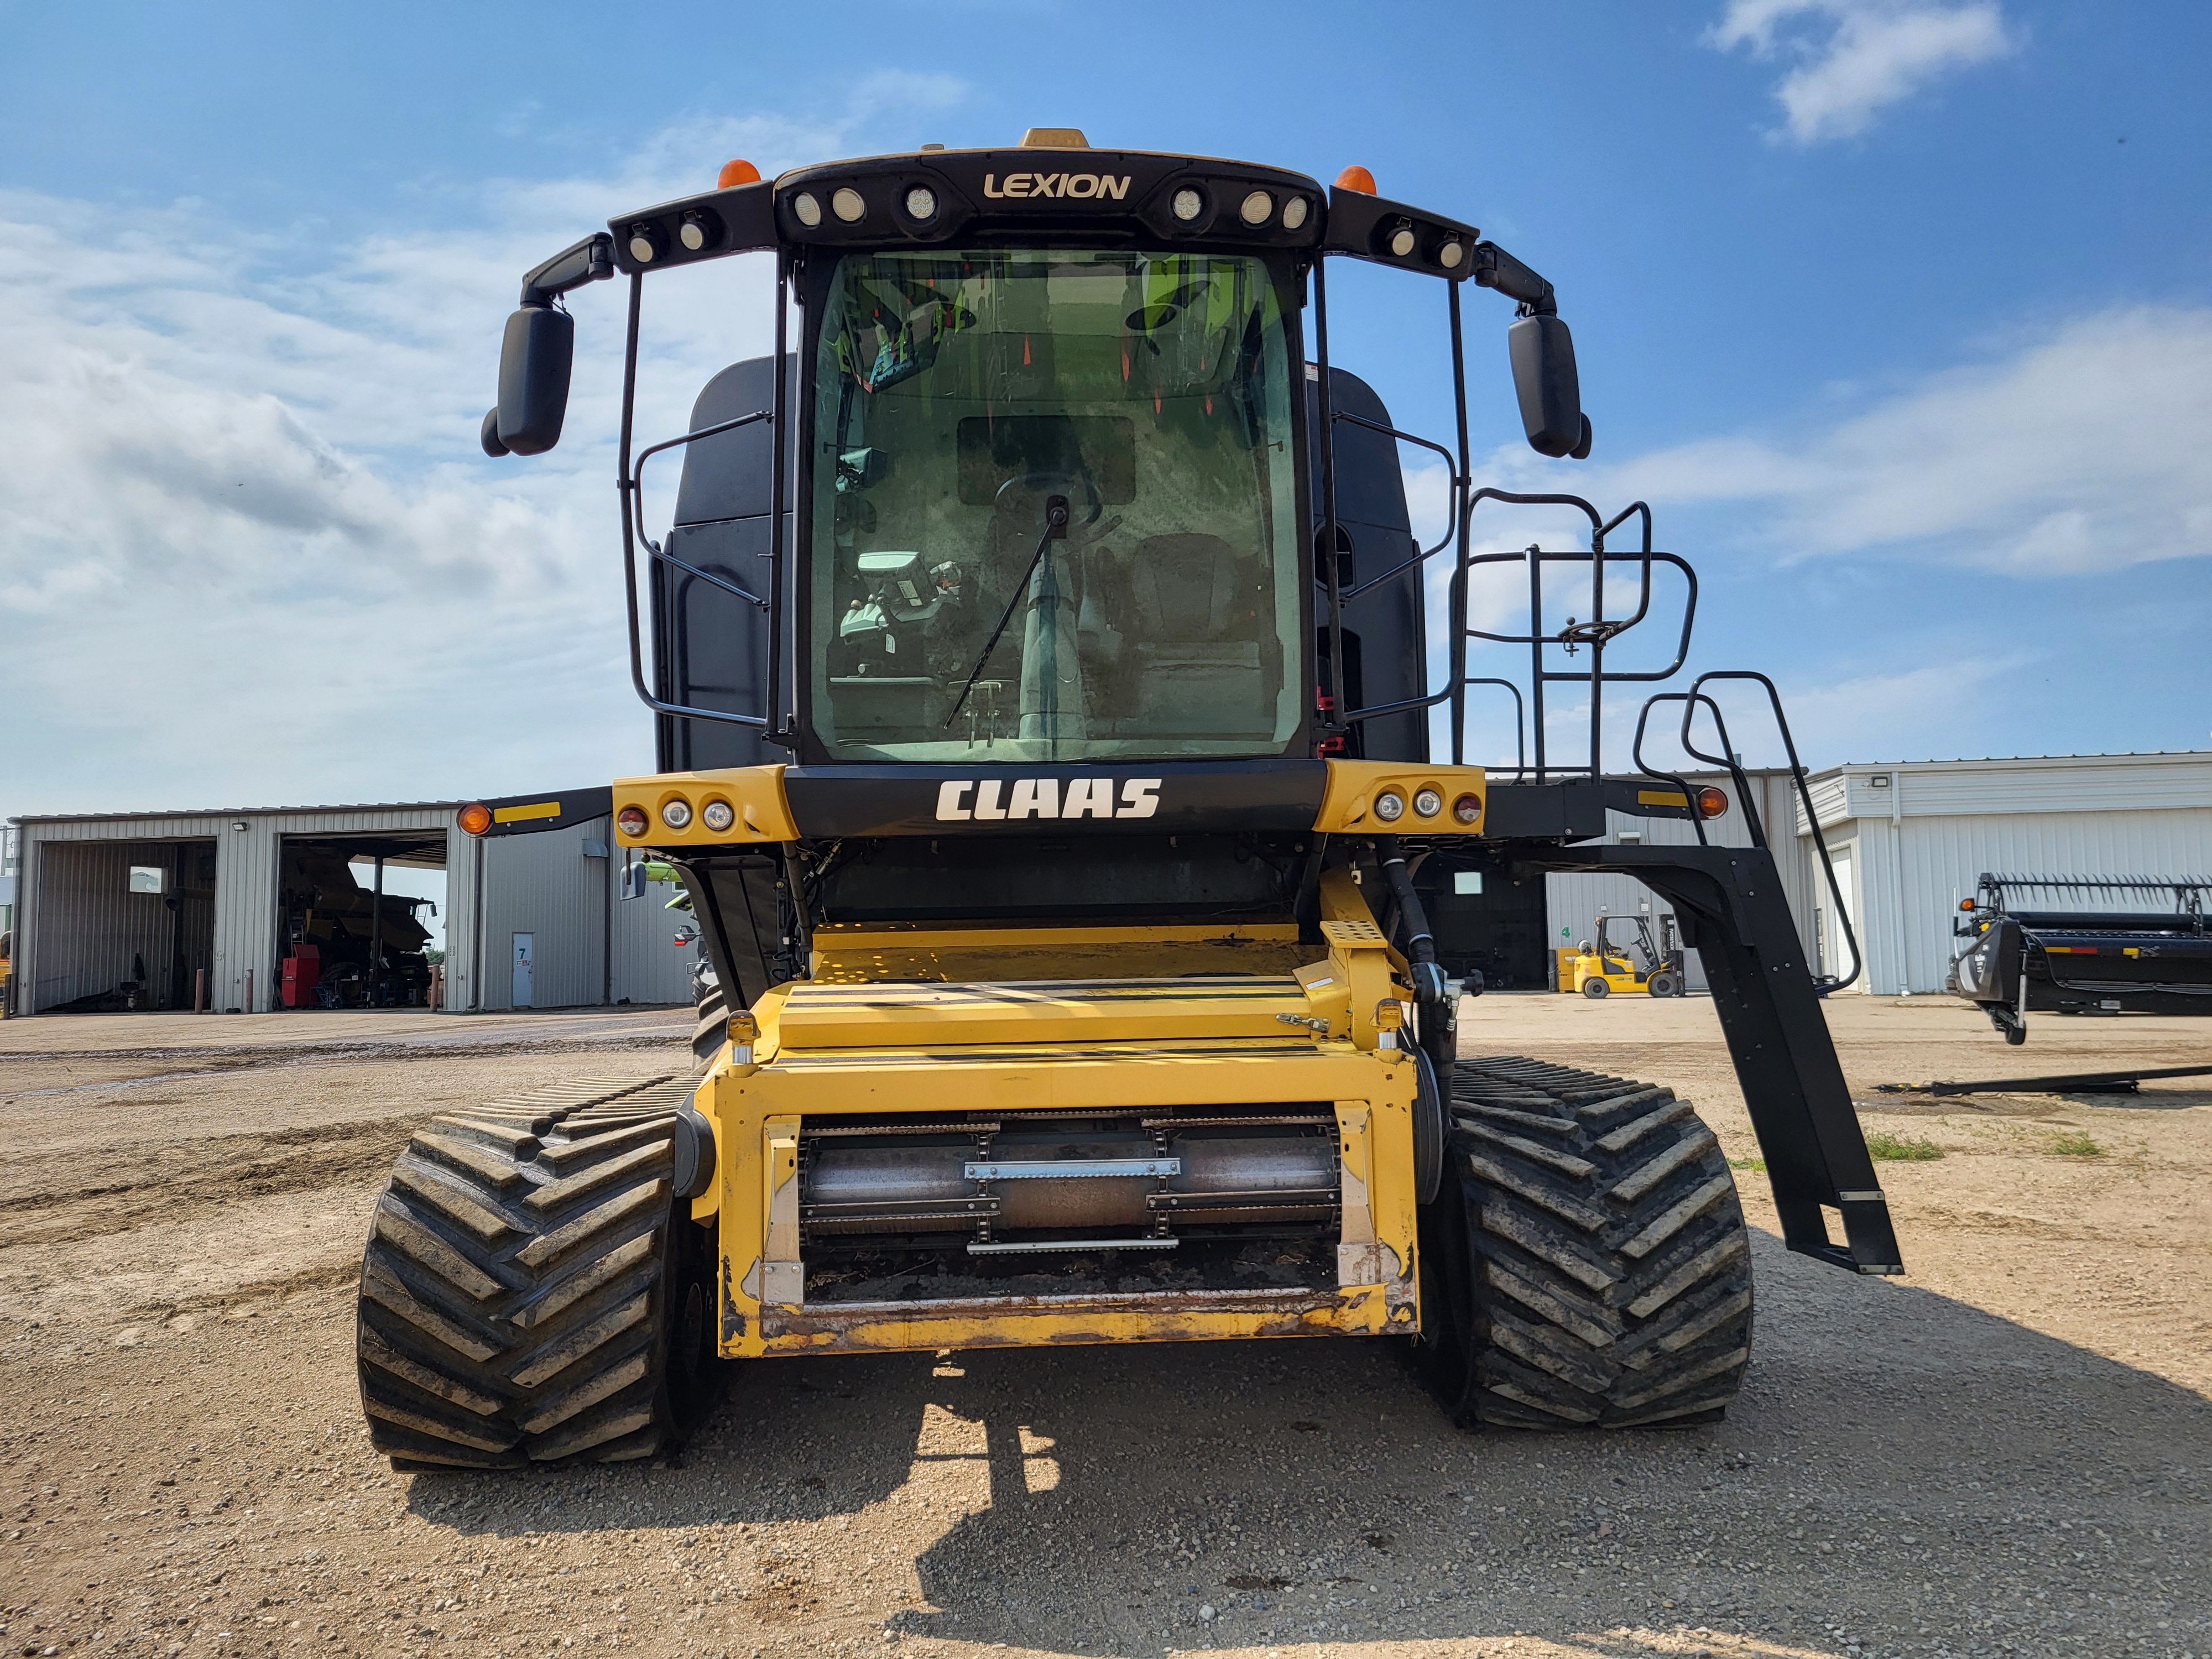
[1470,242,1557,315]
[520,233,617,307]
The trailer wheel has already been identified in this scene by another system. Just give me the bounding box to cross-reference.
[354,1077,724,1469]
[1417,1056,1752,1429]
[1581,978,1610,999]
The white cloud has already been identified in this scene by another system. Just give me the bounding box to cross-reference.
[1594,306,2212,576]
[1708,0,2015,144]
[0,86,964,815]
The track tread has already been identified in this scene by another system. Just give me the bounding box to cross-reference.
[1429,1055,1754,1429]
[355,1074,722,1469]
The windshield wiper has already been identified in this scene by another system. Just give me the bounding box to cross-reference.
[943,494,1068,729]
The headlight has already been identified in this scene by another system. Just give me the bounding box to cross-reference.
[616,806,649,837]
[1171,187,1203,222]
[1281,197,1309,230]
[1412,787,1443,818]
[660,799,693,830]
[792,192,823,228]
[831,187,866,223]
[1239,190,1272,226]
[701,800,735,832]
[1374,790,1406,822]
[904,185,937,222]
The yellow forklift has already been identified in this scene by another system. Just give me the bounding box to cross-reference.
[1556,913,1687,998]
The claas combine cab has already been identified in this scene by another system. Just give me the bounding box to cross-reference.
[354,130,1903,1469]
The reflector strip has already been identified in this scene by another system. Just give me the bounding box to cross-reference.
[493,800,563,823]
[1636,789,1689,807]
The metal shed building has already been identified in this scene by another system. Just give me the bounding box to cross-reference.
[1795,752,2212,997]
[6,799,697,1016]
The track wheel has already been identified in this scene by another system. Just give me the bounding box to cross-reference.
[355,1076,723,1469]
[1418,1056,1752,1429]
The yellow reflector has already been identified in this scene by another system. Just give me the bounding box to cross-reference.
[493,800,562,824]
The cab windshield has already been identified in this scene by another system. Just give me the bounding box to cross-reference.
[807,246,1303,761]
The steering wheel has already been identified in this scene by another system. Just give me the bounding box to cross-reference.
[993,469,1104,537]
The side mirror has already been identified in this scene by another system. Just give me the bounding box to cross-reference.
[491,302,575,456]
[1507,314,1593,460]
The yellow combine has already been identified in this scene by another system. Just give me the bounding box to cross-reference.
[354,131,1902,1467]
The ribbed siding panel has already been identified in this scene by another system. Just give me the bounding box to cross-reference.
[1890,808,2212,994]
[19,807,460,1015]
[479,820,607,1010]
[611,862,703,1006]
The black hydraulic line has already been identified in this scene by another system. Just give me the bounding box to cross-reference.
[1928,1063,2212,1097]
[765,253,791,747]
[1375,836,1448,1003]
[1447,281,1473,766]
[1312,259,1347,737]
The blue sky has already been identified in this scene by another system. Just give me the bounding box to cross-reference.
[3,0,2207,811]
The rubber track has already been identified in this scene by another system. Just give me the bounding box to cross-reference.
[1443,1055,1754,1428]
[354,1073,702,1468]
[692,969,728,1067]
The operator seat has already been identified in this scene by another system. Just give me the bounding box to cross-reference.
[1126,532,1274,737]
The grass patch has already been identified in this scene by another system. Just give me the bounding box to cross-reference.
[1864,1130,1945,1161]
[2048,1131,2105,1157]
[1728,1155,1766,1173]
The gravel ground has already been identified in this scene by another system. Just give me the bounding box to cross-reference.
[1,995,2206,1659]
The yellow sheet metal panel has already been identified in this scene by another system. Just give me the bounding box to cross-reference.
[757,1287,1389,1353]
[810,920,1308,983]
[775,975,1316,1049]
[1313,759,1486,834]
[611,764,797,848]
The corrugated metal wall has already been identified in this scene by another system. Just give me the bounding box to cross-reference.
[26,841,214,1009]
[1799,755,2212,995]
[612,858,705,1006]
[477,820,609,1011]
[18,807,459,1014]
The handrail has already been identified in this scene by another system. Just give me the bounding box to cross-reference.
[1678,669,1863,994]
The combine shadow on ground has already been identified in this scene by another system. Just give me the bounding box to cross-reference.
[404,1231,2211,1656]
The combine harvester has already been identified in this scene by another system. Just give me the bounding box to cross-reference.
[353,129,1900,1467]
[1949,872,2212,1044]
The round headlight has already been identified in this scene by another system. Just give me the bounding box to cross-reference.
[1452,793,1482,826]
[1239,190,1272,226]
[701,800,735,832]
[904,185,937,222]
[792,192,823,228]
[1171,187,1203,222]
[1413,787,1444,818]
[660,799,693,830]
[678,214,710,252]
[616,806,649,838]
[628,227,659,263]
[1281,196,1309,230]
[1438,239,1464,269]
[1374,790,1406,823]
[831,187,866,223]
[1389,223,1417,258]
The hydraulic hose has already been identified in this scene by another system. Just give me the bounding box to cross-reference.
[1375,837,1450,1006]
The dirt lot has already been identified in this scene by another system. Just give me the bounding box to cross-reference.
[2,995,2206,1659]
